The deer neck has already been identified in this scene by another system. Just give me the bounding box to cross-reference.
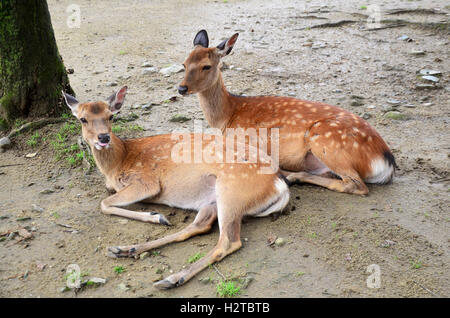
[90,133,126,178]
[198,73,234,131]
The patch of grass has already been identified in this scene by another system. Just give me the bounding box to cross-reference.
[63,269,79,284]
[114,266,126,274]
[296,271,305,277]
[111,122,144,135]
[360,5,367,10]
[26,132,40,147]
[216,280,241,298]
[111,125,124,134]
[51,212,60,219]
[169,114,191,123]
[308,232,317,239]
[188,252,205,264]
[50,121,83,166]
[331,221,337,229]
[411,260,423,269]
[119,50,127,55]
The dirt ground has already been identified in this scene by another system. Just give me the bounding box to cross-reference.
[1,0,449,298]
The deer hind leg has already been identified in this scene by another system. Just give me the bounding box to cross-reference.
[284,171,368,195]
[154,215,243,289]
[107,203,218,258]
[100,184,170,225]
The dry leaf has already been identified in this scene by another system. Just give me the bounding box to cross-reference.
[17,227,33,239]
[267,233,278,246]
[25,152,37,158]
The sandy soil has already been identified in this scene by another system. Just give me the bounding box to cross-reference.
[0,0,449,298]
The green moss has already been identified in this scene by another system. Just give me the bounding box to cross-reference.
[0,92,17,121]
[385,111,410,121]
[0,1,73,121]
[0,117,8,131]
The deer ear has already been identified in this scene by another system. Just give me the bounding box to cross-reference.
[62,91,79,116]
[216,33,239,57]
[193,29,209,48]
[107,86,127,113]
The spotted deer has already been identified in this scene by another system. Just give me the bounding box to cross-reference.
[178,30,396,195]
[62,86,289,289]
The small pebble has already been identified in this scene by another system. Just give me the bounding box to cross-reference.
[274,237,286,247]
[139,252,150,260]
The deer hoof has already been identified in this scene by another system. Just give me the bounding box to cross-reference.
[154,276,184,289]
[107,246,136,258]
[159,214,171,226]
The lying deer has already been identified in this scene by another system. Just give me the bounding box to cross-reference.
[62,86,289,289]
[178,30,396,195]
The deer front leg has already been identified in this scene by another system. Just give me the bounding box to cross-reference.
[107,203,217,258]
[153,216,242,289]
[100,183,170,225]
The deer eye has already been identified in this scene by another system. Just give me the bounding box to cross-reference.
[109,115,114,121]
[202,65,211,71]
[80,118,88,124]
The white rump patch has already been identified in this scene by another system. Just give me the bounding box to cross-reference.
[365,157,394,184]
[255,178,290,217]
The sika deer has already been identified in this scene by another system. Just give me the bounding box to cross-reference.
[62,87,289,289]
[178,30,396,195]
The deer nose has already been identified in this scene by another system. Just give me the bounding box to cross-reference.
[178,85,188,95]
[98,133,110,144]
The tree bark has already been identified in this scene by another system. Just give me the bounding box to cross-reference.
[0,0,74,126]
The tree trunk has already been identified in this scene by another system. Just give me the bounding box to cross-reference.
[0,0,74,126]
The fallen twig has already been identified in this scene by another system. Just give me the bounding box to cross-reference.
[412,280,439,297]
[0,163,25,168]
[307,20,357,29]
[213,264,226,281]
[291,15,328,20]
[363,23,407,31]
[429,177,450,184]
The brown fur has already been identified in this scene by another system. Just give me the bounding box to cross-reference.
[63,90,289,289]
[180,41,395,195]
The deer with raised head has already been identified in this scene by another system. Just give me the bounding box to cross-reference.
[178,30,396,195]
[62,86,289,289]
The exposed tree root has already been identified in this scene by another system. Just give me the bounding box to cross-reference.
[7,117,65,139]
